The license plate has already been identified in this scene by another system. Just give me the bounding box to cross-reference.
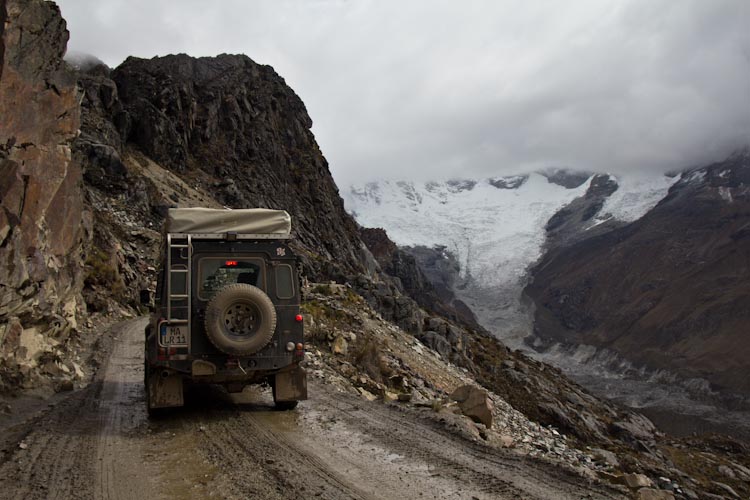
[160,324,188,346]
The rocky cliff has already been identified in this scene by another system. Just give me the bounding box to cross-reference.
[0,0,87,390]
[77,53,368,282]
[526,150,750,398]
[359,228,479,329]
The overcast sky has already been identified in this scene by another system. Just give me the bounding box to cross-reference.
[58,0,750,186]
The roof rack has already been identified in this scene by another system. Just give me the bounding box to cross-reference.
[167,232,291,240]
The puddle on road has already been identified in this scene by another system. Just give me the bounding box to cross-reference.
[143,426,223,500]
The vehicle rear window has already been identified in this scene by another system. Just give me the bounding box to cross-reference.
[198,258,265,300]
[275,264,295,299]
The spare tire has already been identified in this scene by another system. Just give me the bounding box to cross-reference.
[204,284,277,356]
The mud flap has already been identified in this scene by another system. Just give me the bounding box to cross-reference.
[148,371,184,409]
[274,367,308,402]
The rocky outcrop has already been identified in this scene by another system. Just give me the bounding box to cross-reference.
[526,150,750,397]
[544,174,621,249]
[64,51,382,313]
[359,228,478,329]
[107,54,367,281]
[540,168,592,189]
[404,244,479,327]
[0,0,87,389]
[449,384,493,428]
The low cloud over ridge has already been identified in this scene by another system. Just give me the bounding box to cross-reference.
[58,0,750,185]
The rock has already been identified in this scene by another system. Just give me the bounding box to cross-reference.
[610,413,657,444]
[71,362,85,380]
[419,331,452,359]
[636,488,674,500]
[498,435,515,448]
[712,481,740,499]
[0,0,85,347]
[657,477,674,490]
[449,385,493,429]
[624,473,653,489]
[397,393,412,402]
[591,448,619,467]
[18,442,28,450]
[680,488,699,500]
[382,391,398,402]
[331,336,348,355]
[717,464,737,480]
[42,360,63,376]
[55,379,74,392]
[18,328,53,364]
[357,387,377,402]
[731,463,750,482]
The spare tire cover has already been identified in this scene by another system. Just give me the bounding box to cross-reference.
[204,284,277,356]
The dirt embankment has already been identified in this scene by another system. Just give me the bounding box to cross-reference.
[0,318,624,500]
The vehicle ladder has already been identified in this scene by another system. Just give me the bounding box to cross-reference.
[166,233,192,325]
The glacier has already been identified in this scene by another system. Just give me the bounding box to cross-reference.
[345,171,677,347]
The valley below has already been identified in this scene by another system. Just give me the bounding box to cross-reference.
[458,277,750,444]
[345,167,750,446]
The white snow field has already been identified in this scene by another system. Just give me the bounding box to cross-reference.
[345,172,676,346]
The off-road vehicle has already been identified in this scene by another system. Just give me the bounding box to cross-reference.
[144,208,307,414]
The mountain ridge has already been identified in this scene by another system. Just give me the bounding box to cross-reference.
[525,149,750,398]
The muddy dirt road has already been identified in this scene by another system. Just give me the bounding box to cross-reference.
[0,318,625,499]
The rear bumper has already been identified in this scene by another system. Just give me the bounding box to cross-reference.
[150,356,302,384]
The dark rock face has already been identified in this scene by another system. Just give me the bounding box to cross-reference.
[113,54,366,279]
[445,179,477,192]
[526,150,750,397]
[544,174,621,249]
[359,228,478,329]
[488,175,528,189]
[76,53,366,282]
[404,245,478,327]
[541,168,592,189]
[0,0,86,342]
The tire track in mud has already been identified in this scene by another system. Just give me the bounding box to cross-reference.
[191,404,377,500]
[0,318,153,500]
[94,320,154,500]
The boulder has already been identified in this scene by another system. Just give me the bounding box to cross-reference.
[331,336,348,355]
[449,385,493,429]
[636,488,674,500]
[717,465,736,480]
[357,387,377,402]
[624,473,653,489]
[498,435,515,448]
[590,447,619,467]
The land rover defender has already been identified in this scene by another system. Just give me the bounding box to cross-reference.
[144,208,307,414]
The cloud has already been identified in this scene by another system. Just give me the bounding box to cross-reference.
[58,0,750,186]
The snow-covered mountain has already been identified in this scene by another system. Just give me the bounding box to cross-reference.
[344,171,677,347]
